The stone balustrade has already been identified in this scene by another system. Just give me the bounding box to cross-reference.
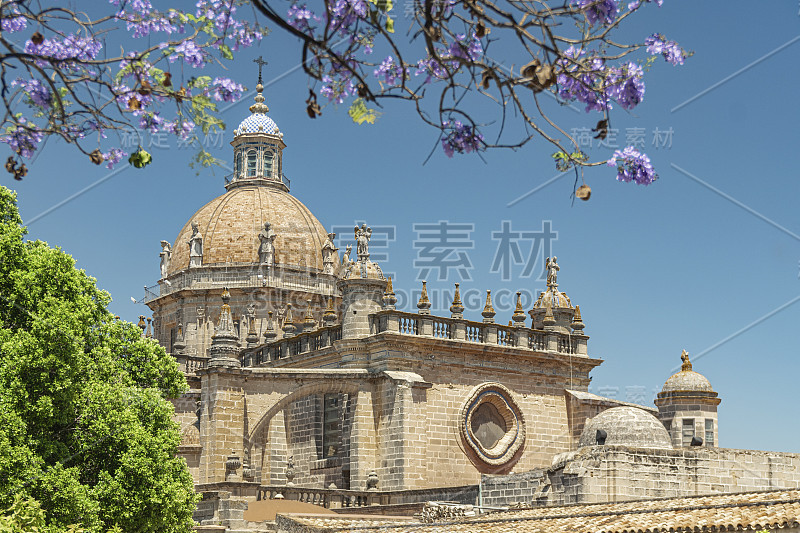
[257,486,379,509]
[242,326,342,366]
[241,309,586,367]
[175,353,209,373]
[144,264,337,303]
[370,310,588,356]
[256,484,479,510]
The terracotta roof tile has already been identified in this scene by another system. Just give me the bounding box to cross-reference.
[276,489,800,533]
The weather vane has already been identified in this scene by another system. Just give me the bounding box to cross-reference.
[253,56,268,84]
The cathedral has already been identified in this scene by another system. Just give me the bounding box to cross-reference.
[142,74,800,530]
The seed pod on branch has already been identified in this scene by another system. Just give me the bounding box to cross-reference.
[89,149,104,165]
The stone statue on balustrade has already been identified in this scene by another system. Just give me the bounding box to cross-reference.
[258,221,278,266]
[159,240,171,279]
[321,231,339,275]
[355,223,372,261]
[188,221,203,268]
[341,244,353,268]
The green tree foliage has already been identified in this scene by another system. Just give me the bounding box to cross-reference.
[0,185,198,532]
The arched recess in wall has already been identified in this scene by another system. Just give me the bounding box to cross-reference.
[247,380,364,444]
[246,380,365,485]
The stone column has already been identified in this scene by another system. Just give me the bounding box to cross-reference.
[378,376,429,491]
[268,409,288,485]
[199,370,245,484]
[347,389,377,490]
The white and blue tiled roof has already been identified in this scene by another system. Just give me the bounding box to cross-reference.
[235,113,279,136]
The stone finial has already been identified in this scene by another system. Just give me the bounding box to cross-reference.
[137,315,146,336]
[546,256,559,288]
[354,223,372,262]
[543,301,556,328]
[383,276,397,310]
[417,281,432,315]
[680,349,692,372]
[482,290,496,323]
[264,311,277,341]
[571,304,585,333]
[249,56,270,114]
[208,287,242,368]
[303,300,316,332]
[450,283,465,319]
[225,450,242,481]
[217,288,234,333]
[323,297,337,326]
[246,306,259,346]
[512,291,527,326]
[145,317,152,338]
[159,240,171,279]
[242,449,255,481]
[367,470,379,490]
[282,304,296,335]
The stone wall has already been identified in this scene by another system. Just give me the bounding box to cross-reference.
[480,470,545,507]
[193,333,600,492]
[542,446,800,505]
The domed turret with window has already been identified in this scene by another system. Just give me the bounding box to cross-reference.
[229,58,288,191]
[655,350,721,448]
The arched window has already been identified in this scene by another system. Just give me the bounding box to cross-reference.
[263,151,274,178]
[235,152,242,179]
[246,150,257,177]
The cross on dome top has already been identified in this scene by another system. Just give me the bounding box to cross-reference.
[249,56,269,114]
[253,55,268,84]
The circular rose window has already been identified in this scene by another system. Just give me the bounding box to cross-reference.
[460,383,525,466]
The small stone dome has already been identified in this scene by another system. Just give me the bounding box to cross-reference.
[662,370,713,393]
[661,350,714,393]
[168,185,329,275]
[532,287,572,309]
[235,113,279,136]
[578,406,672,449]
[341,260,385,281]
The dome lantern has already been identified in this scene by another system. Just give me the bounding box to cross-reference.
[229,57,288,192]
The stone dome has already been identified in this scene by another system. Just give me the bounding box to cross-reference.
[341,260,385,281]
[168,185,329,274]
[578,406,672,449]
[662,370,714,393]
[532,287,572,309]
[661,351,714,393]
[234,113,279,136]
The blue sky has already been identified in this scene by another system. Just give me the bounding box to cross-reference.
[6,1,800,453]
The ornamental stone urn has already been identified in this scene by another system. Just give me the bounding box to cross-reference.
[367,471,379,490]
[225,451,242,481]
